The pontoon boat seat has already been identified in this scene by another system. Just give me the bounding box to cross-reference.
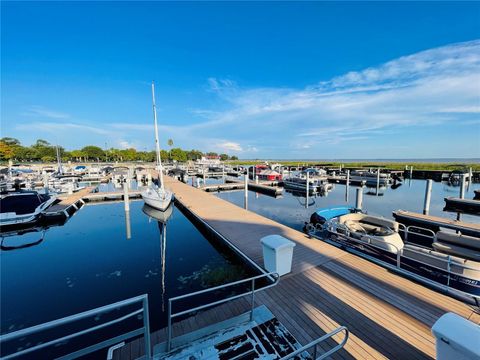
[338,213,403,253]
[338,213,400,232]
[432,231,480,262]
[403,244,480,280]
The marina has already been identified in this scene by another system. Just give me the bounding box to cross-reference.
[1,164,479,359]
[2,2,480,359]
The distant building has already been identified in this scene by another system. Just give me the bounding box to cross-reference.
[196,155,221,166]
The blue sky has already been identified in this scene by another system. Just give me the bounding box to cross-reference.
[2,1,480,159]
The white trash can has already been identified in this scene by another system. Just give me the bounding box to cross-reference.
[431,312,480,360]
[260,235,296,276]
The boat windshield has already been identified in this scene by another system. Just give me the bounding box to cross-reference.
[0,194,49,215]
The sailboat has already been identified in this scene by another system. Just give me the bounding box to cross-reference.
[141,81,174,211]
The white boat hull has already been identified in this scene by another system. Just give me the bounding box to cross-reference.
[141,188,173,211]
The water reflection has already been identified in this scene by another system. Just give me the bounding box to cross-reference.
[142,204,173,312]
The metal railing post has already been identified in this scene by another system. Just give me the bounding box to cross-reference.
[143,296,152,360]
[447,256,451,288]
[250,278,256,321]
[167,300,173,352]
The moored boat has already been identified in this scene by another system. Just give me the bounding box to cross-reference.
[0,190,57,228]
[284,169,332,194]
[140,81,174,212]
[306,207,480,305]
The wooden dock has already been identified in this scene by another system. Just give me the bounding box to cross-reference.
[42,186,96,218]
[327,176,366,186]
[200,179,283,196]
[115,178,480,360]
[393,209,480,237]
[444,197,480,215]
[83,190,142,202]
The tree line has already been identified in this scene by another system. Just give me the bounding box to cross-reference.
[0,138,239,163]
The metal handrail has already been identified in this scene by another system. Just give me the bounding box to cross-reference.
[0,294,151,360]
[167,272,280,351]
[399,225,436,242]
[280,326,349,360]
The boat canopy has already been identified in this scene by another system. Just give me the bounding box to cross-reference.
[313,206,356,222]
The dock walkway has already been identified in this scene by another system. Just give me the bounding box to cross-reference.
[200,179,283,196]
[117,178,479,360]
[43,186,96,218]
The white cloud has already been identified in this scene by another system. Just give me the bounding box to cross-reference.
[16,122,111,135]
[183,40,480,157]
[22,106,71,119]
[215,141,243,152]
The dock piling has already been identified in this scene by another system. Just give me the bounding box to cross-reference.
[468,167,472,190]
[306,172,309,209]
[244,172,248,209]
[355,188,363,210]
[376,169,380,196]
[255,175,259,184]
[459,174,466,199]
[345,170,350,202]
[423,179,433,215]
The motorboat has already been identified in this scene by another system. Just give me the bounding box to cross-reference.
[140,81,174,212]
[249,165,282,181]
[349,170,391,186]
[49,175,86,194]
[306,207,480,305]
[0,190,57,227]
[284,170,331,194]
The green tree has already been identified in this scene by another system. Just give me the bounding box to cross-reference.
[32,139,57,160]
[15,146,37,161]
[41,155,55,162]
[0,137,20,146]
[160,149,169,162]
[0,141,14,160]
[81,146,104,160]
[219,153,229,161]
[230,155,239,160]
[187,149,203,161]
[170,148,187,162]
[70,150,85,161]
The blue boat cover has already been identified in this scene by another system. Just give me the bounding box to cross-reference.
[314,206,355,221]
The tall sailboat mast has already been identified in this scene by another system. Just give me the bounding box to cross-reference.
[56,145,63,175]
[151,81,165,191]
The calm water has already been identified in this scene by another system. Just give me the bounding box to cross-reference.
[215,179,480,231]
[1,200,257,356]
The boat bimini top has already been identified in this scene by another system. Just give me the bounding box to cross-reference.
[309,206,358,227]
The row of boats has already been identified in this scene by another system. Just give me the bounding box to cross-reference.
[305,205,480,305]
